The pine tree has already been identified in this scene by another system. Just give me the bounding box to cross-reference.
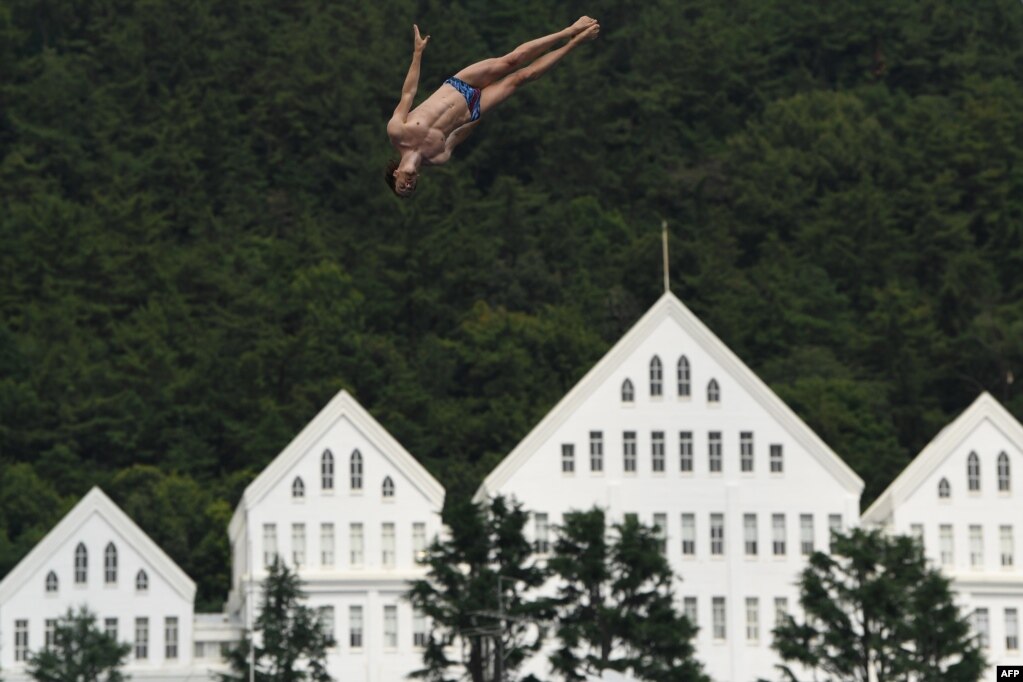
[26,606,130,682]
[219,558,335,682]
[547,509,708,682]
[408,496,547,682]
[770,528,984,682]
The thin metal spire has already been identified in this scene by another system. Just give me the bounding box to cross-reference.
[662,220,670,293]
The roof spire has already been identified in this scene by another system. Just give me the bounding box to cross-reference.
[661,220,670,294]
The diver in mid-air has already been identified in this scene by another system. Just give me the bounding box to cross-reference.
[385,17,600,197]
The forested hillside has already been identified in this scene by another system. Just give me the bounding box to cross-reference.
[2,0,1022,610]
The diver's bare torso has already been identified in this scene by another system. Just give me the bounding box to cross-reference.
[387,85,471,165]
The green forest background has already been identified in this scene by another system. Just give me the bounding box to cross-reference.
[2,0,1023,611]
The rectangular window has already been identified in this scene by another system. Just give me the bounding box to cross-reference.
[382,523,396,568]
[745,597,759,642]
[940,525,954,567]
[15,619,28,661]
[535,513,550,554]
[683,597,698,625]
[413,522,427,563]
[800,515,814,556]
[45,619,56,650]
[772,514,786,556]
[165,617,178,659]
[828,514,842,552]
[349,606,363,649]
[562,444,575,473]
[292,523,306,567]
[974,608,990,648]
[910,524,924,547]
[590,431,603,472]
[350,523,364,567]
[711,513,725,556]
[770,444,784,473]
[135,617,148,660]
[321,523,335,567]
[651,431,665,472]
[105,618,117,641]
[623,432,637,472]
[740,432,754,472]
[413,609,428,648]
[709,432,722,473]
[744,514,758,556]
[263,523,278,568]
[681,514,696,556]
[653,513,667,555]
[1001,525,1014,567]
[384,605,398,649]
[679,431,693,472]
[712,597,726,640]
[970,525,984,568]
[774,597,788,628]
[1007,608,1019,651]
[318,606,335,640]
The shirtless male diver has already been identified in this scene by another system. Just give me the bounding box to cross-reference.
[385,17,600,197]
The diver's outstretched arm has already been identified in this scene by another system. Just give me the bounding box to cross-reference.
[392,24,430,123]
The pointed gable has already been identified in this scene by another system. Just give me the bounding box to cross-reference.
[476,292,863,500]
[0,487,195,603]
[231,389,444,528]
[863,392,1023,524]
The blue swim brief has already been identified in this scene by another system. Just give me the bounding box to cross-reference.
[444,76,481,122]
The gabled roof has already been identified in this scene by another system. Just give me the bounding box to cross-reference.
[229,390,445,538]
[0,487,196,603]
[475,292,864,501]
[863,392,1023,523]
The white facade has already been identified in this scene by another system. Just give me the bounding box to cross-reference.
[0,488,198,681]
[863,392,1023,673]
[476,292,864,682]
[225,389,445,682]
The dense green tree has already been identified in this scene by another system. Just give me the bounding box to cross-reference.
[770,528,984,682]
[219,558,335,682]
[408,496,547,682]
[26,606,130,682]
[547,509,708,682]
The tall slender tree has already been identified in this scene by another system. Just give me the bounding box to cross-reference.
[771,528,984,682]
[547,509,708,682]
[408,496,547,682]
[219,558,335,682]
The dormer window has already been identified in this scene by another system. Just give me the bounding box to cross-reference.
[677,356,691,396]
[292,477,305,499]
[351,450,363,490]
[621,379,634,403]
[707,379,721,403]
[382,476,395,498]
[136,569,148,592]
[649,357,663,397]
[104,543,117,584]
[45,571,58,593]
[968,452,980,492]
[322,450,335,490]
[74,543,87,584]
[938,478,951,499]
[998,452,1011,492]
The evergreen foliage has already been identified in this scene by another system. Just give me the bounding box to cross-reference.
[1,0,1023,609]
[218,558,335,682]
[26,606,130,682]
[547,509,708,682]
[407,496,547,682]
[770,528,985,682]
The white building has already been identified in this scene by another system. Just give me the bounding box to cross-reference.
[475,291,864,682]
[225,388,445,682]
[0,487,204,682]
[863,392,1023,671]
